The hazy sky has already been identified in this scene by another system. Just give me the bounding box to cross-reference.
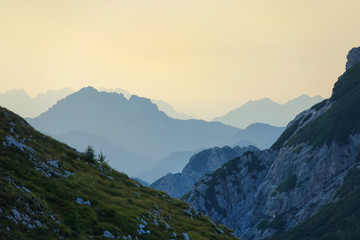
[1,0,360,118]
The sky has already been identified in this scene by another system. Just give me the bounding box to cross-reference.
[1,0,360,119]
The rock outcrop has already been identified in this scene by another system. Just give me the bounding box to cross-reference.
[186,135,359,239]
[151,145,258,198]
[346,46,360,70]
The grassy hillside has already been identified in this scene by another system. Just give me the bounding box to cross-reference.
[272,62,360,149]
[0,106,237,240]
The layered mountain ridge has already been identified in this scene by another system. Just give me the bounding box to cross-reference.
[28,87,283,177]
[27,87,240,175]
[0,88,73,118]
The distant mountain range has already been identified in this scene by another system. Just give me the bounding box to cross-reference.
[27,87,286,177]
[213,94,323,128]
[0,85,284,176]
[0,88,73,118]
[0,87,193,121]
[1,86,323,129]
[27,87,242,175]
[220,123,285,149]
[97,87,132,99]
[151,99,193,120]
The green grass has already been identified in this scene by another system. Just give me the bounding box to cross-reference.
[271,118,302,150]
[0,106,238,240]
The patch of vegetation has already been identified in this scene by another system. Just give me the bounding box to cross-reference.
[302,113,313,122]
[294,146,303,154]
[331,62,360,101]
[271,118,302,150]
[275,175,297,193]
[257,213,286,235]
[245,152,266,173]
[310,99,327,111]
[83,145,97,163]
[296,177,310,188]
[204,183,228,218]
[209,156,241,182]
[181,191,191,201]
[257,219,270,233]
[269,213,286,232]
[306,156,314,163]
[267,167,360,240]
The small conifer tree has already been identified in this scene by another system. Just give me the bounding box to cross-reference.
[83,145,96,163]
[98,151,107,164]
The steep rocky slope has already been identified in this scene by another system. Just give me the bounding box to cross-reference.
[267,167,360,240]
[151,145,258,198]
[185,48,360,239]
[0,106,237,240]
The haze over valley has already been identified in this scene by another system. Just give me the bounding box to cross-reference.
[1,1,360,239]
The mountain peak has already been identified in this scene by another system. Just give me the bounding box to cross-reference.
[3,88,29,97]
[346,46,360,70]
[78,86,98,94]
[245,98,274,105]
[213,96,322,128]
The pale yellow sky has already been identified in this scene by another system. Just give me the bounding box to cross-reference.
[1,0,360,118]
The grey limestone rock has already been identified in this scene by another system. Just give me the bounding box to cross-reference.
[185,101,360,239]
[150,145,259,198]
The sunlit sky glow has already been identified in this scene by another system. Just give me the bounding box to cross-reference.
[1,0,360,118]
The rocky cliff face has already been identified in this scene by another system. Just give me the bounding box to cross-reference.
[187,137,359,239]
[151,145,258,198]
[185,53,360,239]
